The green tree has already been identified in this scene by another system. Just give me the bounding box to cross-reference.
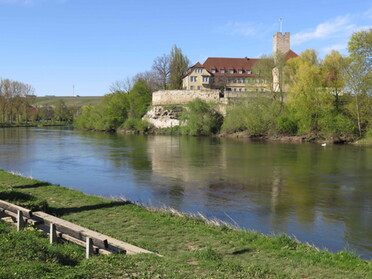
[54,100,72,122]
[180,98,223,136]
[169,45,190,90]
[342,29,372,136]
[321,50,345,111]
[286,49,334,134]
[127,79,152,119]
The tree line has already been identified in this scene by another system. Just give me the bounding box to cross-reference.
[0,78,79,125]
[0,79,35,123]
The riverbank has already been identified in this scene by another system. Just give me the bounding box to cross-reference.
[0,170,371,278]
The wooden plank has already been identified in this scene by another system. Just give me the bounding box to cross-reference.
[104,235,159,256]
[33,211,159,256]
[86,237,93,259]
[56,232,112,256]
[50,223,57,244]
[17,211,25,231]
[0,199,33,218]
[33,212,108,249]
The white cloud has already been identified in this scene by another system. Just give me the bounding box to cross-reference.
[365,8,372,19]
[222,21,259,37]
[292,15,355,46]
[322,43,347,54]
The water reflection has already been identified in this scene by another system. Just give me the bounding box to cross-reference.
[0,127,371,258]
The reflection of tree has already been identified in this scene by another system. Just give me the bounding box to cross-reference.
[73,130,372,255]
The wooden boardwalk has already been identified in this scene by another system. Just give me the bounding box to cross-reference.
[0,199,159,258]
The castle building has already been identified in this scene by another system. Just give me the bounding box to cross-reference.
[182,32,297,93]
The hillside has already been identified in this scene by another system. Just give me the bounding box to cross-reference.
[32,96,102,107]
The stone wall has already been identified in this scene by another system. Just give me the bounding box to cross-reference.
[152,90,223,106]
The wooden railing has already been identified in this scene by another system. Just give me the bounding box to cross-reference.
[0,199,157,258]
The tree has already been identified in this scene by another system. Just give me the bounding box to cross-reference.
[321,50,345,111]
[348,28,372,70]
[0,78,34,123]
[285,49,334,134]
[127,79,152,119]
[54,100,72,122]
[152,54,170,90]
[169,45,190,90]
[342,29,372,137]
[109,77,133,94]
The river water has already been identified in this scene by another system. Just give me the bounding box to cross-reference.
[0,127,371,258]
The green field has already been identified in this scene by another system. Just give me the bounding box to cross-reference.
[0,169,371,279]
[32,96,102,107]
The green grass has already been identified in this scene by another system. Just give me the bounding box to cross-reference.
[0,169,371,278]
[32,96,102,107]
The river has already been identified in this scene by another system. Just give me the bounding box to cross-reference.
[0,127,371,259]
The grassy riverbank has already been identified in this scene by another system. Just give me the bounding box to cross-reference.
[0,170,371,279]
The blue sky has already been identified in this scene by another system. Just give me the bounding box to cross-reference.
[0,0,371,96]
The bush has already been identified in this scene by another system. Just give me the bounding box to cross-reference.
[180,98,223,136]
[319,112,356,139]
[276,115,298,135]
[121,118,152,133]
[222,97,281,136]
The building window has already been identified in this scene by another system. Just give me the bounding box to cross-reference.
[229,69,234,74]
[247,70,252,74]
[190,76,197,82]
[190,86,194,90]
[220,69,225,73]
[195,68,203,73]
[211,68,216,73]
[202,76,209,83]
[197,86,202,90]
[210,77,215,83]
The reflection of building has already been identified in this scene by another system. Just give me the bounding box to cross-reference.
[182,32,297,93]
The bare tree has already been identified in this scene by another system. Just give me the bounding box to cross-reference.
[133,71,159,92]
[152,54,170,90]
[109,76,133,93]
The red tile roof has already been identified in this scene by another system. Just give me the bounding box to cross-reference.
[285,50,298,60]
[187,50,298,77]
[192,62,203,68]
[202,57,260,77]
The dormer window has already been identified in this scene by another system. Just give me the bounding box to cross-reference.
[211,68,216,73]
[238,69,243,74]
[247,70,252,74]
[220,69,225,73]
[229,69,234,74]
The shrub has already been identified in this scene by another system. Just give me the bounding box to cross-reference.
[180,98,223,136]
[121,118,152,133]
[319,112,356,139]
[222,97,281,136]
[276,115,298,135]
